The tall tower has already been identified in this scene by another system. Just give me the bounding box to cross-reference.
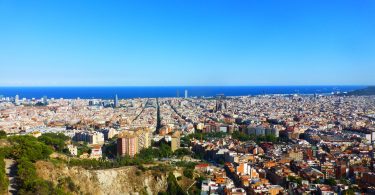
[114,94,119,108]
[117,134,138,157]
[42,96,48,105]
[184,90,188,98]
[215,94,225,112]
[15,95,20,105]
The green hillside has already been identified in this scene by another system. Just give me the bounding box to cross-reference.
[345,86,375,96]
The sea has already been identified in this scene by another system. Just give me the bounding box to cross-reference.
[0,86,365,99]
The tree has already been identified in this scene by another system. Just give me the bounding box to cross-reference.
[174,148,191,158]
[7,135,52,161]
[288,176,302,185]
[38,133,69,152]
[324,178,337,186]
[339,178,350,185]
[183,168,194,179]
[76,143,92,156]
[264,135,278,143]
[5,135,67,194]
[137,147,158,162]
[159,142,173,158]
[175,161,197,169]
[102,141,117,159]
[17,157,38,186]
[165,172,186,195]
[0,154,9,193]
[342,189,355,195]
[231,131,278,143]
[187,132,227,141]
[180,136,190,146]
[0,130,6,139]
[232,131,252,141]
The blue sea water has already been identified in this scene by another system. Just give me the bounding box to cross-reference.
[0,86,365,99]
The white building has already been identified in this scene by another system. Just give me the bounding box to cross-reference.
[67,144,78,156]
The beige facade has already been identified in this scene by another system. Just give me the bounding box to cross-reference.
[171,131,181,152]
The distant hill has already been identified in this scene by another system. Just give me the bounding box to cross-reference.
[345,86,375,96]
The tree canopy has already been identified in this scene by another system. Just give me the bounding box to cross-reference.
[0,130,6,139]
[0,154,9,193]
[7,135,52,162]
[38,133,69,152]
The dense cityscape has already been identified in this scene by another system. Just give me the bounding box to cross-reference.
[1,91,375,194]
[1,0,374,194]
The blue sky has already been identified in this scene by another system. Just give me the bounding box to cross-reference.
[0,0,374,86]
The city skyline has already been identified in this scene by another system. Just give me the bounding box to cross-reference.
[2,1,375,194]
[1,0,375,86]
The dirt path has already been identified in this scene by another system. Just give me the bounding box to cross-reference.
[5,159,17,195]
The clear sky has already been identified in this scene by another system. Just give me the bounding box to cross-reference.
[0,0,374,86]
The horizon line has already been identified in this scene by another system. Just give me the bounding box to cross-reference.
[0,85,370,88]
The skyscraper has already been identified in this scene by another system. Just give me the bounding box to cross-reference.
[117,128,152,157]
[185,90,188,98]
[136,128,152,150]
[42,96,48,105]
[114,94,119,108]
[117,134,138,157]
[215,94,225,112]
[14,95,20,105]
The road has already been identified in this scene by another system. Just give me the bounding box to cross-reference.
[186,181,196,195]
[132,98,150,122]
[5,159,17,195]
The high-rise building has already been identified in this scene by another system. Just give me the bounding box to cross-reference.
[171,131,181,152]
[136,127,152,150]
[117,134,138,157]
[42,96,48,105]
[184,90,188,98]
[73,131,105,145]
[114,94,119,108]
[117,127,152,157]
[215,94,225,112]
[102,128,118,140]
[14,95,20,105]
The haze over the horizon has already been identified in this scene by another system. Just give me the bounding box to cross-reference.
[0,0,374,86]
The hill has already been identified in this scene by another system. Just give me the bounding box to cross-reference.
[345,86,375,96]
[35,161,168,195]
[0,133,196,195]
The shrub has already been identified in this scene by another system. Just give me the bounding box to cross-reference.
[7,135,52,162]
[0,154,9,193]
[0,130,6,139]
[183,168,194,179]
